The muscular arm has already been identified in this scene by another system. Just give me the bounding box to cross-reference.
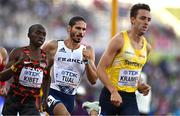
[97,33,124,106]
[41,40,57,101]
[41,57,51,107]
[137,42,152,95]
[146,42,152,56]
[97,33,124,93]
[84,46,98,85]
[138,41,151,85]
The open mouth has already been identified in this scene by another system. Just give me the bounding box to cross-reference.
[142,26,148,31]
[37,40,44,45]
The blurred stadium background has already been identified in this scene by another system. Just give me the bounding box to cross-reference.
[0,0,180,115]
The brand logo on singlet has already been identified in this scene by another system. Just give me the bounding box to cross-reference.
[59,47,66,53]
[125,51,134,55]
[124,59,143,68]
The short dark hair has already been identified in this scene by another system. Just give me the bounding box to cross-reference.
[28,24,45,35]
[130,3,150,18]
[68,16,86,27]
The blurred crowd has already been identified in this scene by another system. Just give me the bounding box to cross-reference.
[0,0,180,115]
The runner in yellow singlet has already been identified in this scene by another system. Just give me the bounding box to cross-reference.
[97,3,152,115]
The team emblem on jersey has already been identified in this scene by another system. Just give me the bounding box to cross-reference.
[40,62,46,68]
[59,47,66,53]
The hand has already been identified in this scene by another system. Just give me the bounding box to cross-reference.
[138,83,151,96]
[110,90,122,107]
[82,47,90,61]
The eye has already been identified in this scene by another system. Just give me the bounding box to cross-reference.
[140,16,146,20]
[35,31,46,36]
[148,18,151,22]
[42,32,46,36]
[82,28,86,31]
[76,27,81,30]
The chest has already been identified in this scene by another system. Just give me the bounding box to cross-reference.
[54,46,85,76]
[55,47,83,63]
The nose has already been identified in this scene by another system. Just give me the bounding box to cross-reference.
[145,19,151,25]
[143,22,149,28]
[77,29,84,37]
[79,29,84,34]
[39,32,45,39]
[38,33,45,41]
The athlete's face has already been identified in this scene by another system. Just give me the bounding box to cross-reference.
[69,21,87,43]
[29,27,46,47]
[131,9,151,36]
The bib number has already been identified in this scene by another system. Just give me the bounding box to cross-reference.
[118,69,140,87]
[47,95,56,107]
[55,69,80,87]
[19,67,43,88]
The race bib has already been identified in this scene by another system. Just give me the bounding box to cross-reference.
[55,69,80,87]
[118,69,140,87]
[19,67,43,88]
[47,95,56,107]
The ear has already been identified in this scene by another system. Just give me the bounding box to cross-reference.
[67,25,71,33]
[130,17,135,25]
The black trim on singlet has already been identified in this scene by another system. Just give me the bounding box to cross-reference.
[57,39,64,41]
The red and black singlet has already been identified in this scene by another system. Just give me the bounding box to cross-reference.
[10,47,48,99]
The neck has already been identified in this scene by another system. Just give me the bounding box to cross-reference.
[65,38,80,50]
[28,45,41,56]
[128,29,142,43]
[29,44,40,51]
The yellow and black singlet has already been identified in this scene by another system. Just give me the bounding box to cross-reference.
[106,31,148,92]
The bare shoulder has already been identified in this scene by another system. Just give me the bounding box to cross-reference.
[146,42,152,54]
[85,45,93,50]
[9,47,24,59]
[4,47,25,68]
[42,40,58,51]
[114,32,124,42]
[108,32,124,51]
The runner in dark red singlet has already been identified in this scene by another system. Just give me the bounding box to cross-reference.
[0,24,51,115]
